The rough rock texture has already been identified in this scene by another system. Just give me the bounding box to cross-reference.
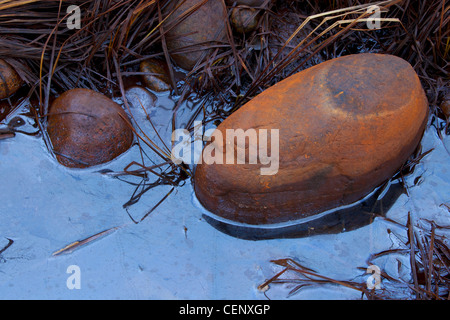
[139,58,171,92]
[194,53,429,225]
[47,88,134,168]
[164,0,227,71]
[0,59,22,99]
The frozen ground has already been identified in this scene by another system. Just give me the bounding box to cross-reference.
[0,89,449,299]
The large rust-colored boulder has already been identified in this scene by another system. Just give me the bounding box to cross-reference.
[164,0,227,71]
[194,53,429,225]
[0,59,22,99]
[47,88,134,168]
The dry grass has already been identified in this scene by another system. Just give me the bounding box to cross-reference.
[258,214,450,300]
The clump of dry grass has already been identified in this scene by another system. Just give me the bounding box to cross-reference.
[367,216,450,299]
[258,214,450,300]
[0,0,169,111]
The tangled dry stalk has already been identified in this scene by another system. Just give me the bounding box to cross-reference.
[258,215,450,300]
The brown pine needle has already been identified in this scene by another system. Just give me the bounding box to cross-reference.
[52,226,121,256]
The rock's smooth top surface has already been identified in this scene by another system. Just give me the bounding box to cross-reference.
[47,88,134,168]
[164,0,227,70]
[0,59,22,99]
[194,53,429,225]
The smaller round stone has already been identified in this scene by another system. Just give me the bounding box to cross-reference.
[139,58,172,92]
[47,88,134,168]
[0,59,23,99]
[230,6,259,34]
[164,0,228,71]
